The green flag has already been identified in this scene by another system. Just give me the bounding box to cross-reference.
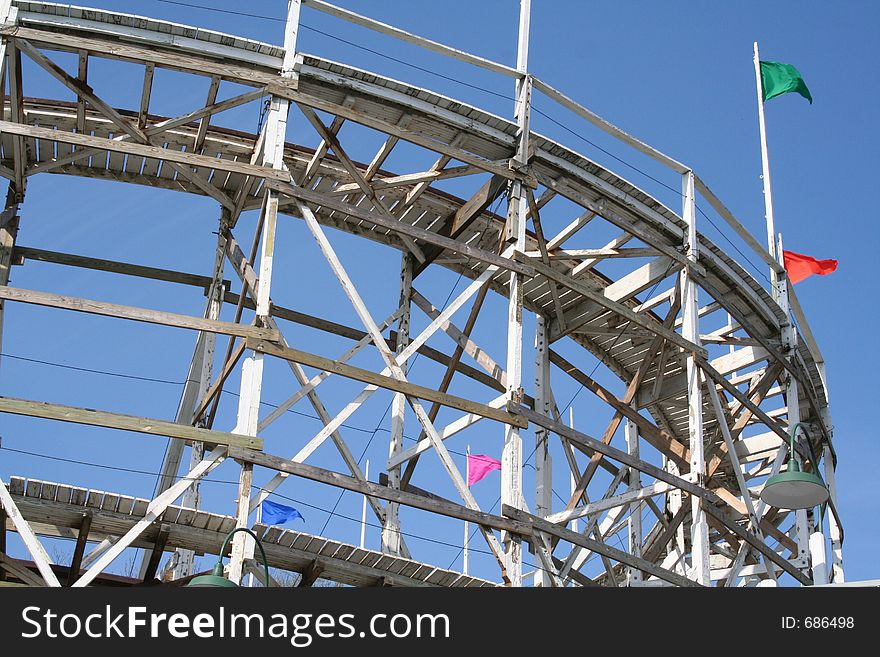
[760,60,812,104]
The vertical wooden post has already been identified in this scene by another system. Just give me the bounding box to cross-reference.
[681,170,709,585]
[0,506,6,582]
[625,416,642,585]
[383,254,412,555]
[534,315,552,586]
[823,445,845,582]
[569,408,578,534]
[229,0,298,584]
[154,219,228,581]
[500,0,532,589]
[0,189,20,367]
[463,445,470,575]
[775,234,810,572]
[360,460,369,549]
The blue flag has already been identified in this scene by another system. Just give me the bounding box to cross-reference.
[261,499,305,525]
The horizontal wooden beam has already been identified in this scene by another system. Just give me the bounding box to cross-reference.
[0,120,290,184]
[228,446,532,536]
[247,338,528,429]
[2,27,297,98]
[221,289,510,400]
[0,285,279,342]
[0,396,262,450]
[13,246,230,290]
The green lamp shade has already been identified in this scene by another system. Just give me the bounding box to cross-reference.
[186,563,238,588]
[760,464,829,510]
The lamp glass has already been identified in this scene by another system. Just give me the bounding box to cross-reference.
[760,468,829,510]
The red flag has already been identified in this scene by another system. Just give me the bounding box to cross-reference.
[467,454,502,486]
[783,250,838,284]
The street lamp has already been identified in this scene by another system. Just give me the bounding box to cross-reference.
[187,527,271,587]
[760,422,829,510]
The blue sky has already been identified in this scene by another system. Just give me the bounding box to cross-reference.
[1,1,877,584]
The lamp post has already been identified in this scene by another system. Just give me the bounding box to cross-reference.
[187,527,271,587]
[760,422,829,510]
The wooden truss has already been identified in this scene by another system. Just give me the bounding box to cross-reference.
[0,0,843,588]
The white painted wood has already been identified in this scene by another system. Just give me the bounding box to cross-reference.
[534,315,552,586]
[809,531,828,585]
[382,253,411,556]
[0,479,60,586]
[257,309,401,432]
[73,447,227,587]
[297,197,509,575]
[823,444,845,582]
[625,413,642,585]
[703,370,777,585]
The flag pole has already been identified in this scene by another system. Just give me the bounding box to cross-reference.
[360,459,369,549]
[753,41,783,298]
[463,446,470,575]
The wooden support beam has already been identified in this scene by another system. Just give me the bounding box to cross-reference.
[141,524,170,583]
[4,27,299,98]
[297,103,425,262]
[413,174,507,276]
[273,179,535,277]
[66,512,92,587]
[0,552,46,587]
[76,49,88,132]
[248,337,527,428]
[0,396,262,450]
[0,120,288,187]
[513,406,717,505]
[333,165,481,195]
[503,505,700,587]
[515,252,705,357]
[229,446,533,537]
[13,246,231,291]
[0,285,280,342]
[72,447,228,587]
[401,280,492,488]
[549,349,690,466]
[0,478,60,586]
[298,559,324,587]
[0,506,6,582]
[137,63,154,130]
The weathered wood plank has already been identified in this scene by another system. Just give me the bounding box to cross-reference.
[247,337,527,428]
[0,285,279,342]
[0,396,262,450]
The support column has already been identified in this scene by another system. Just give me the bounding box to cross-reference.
[533,315,552,587]
[775,234,810,572]
[171,221,228,579]
[664,458,686,574]
[382,253,412,556]
[823,445,844,582]
[500,0,532,587]
[625,416,642,585]
[681,170,710,585]
[228,0,298,584]
[0,187,21,365]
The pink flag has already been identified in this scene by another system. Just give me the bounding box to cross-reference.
[467,454,502,486]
